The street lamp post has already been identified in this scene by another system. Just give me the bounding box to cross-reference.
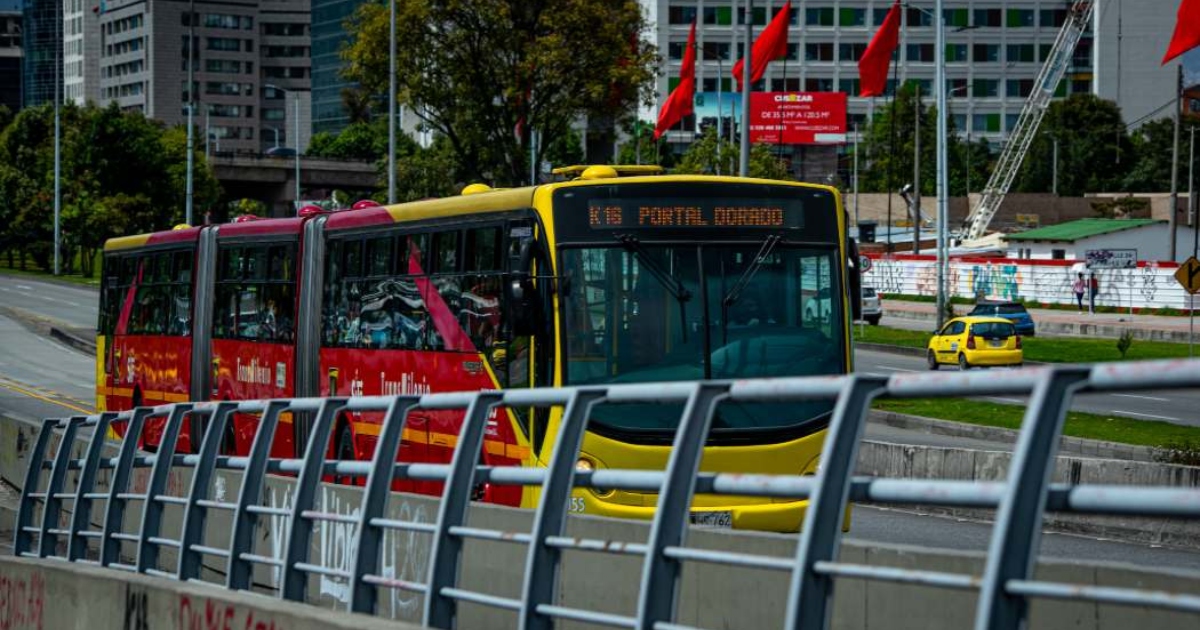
[387,0,396,204]
[739,0,753,177]
[266,84,302,207]
[53,0,60,276]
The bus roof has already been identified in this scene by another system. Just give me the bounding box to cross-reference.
[104,226,203,252]
[215,216,305,239]
[323,173,837,233]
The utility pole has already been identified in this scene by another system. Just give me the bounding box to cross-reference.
[1190,126,1196,230]
[935,0,947,329]
[293,90,301,205]
[185,0,195,226]
[53,0,60,275]
[913,84,921,254]
[853,122,859,230]
[1170,64,1182,261]
[1052,137,1059,196]
[387,0,396,204]
[739,0,753,177]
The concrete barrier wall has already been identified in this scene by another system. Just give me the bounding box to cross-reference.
[0,555,418,630]
[5,413,1200,629]
[856,440,1200,548]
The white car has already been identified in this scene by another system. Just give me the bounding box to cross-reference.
[860,287,882,325]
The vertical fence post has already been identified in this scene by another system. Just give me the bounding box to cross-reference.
[423,392,504,629]
[347,396,420,613]
[227,400,290,591]
[635,383,730,630]
[520,390,607,630]
[14,418,62,555]
[136,404,194,573]
[281,397,349,602]
[177,402,238,580]
[974,367,1090,630]
[99,408,152,567]
[68,412,117,561]
[37,415,87,558]
[785,375,888,630]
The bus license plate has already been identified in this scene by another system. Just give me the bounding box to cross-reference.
[690,511,732,528]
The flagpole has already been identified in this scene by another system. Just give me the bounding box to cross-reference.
[885,37,900,254]
[739,0,754,177]
[777,45,786,158]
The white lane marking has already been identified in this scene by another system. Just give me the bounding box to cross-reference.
[1111,393,1170,402]
[985,397,1023,404]
[1112,410,1180,421]
[15,285,32,290]
[879,365,918,372]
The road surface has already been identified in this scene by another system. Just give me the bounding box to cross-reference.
[1,274,1199,569]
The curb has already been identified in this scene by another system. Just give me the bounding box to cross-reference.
[50,326,97,355]
[887,307,1197,343]
[867,409,1159,462]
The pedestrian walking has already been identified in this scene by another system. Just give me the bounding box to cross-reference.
[1072,272,1086,311]
[1089,273,1100,312]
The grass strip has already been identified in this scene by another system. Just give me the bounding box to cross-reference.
[857,324,1193,363]
[0,265,100,287]
[874,398,1200,448]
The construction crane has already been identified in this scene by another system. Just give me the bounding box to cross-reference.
[959,1,1096,244]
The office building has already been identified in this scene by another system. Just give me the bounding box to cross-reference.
[0,0,19,112]
[654,1,1183,156]
[19,0,311,154]
[21,0,57,108]
[310,0,363,135]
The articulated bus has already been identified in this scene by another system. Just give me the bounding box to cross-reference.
[97,165,860,531]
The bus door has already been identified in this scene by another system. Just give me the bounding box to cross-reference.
[210,241,300,458]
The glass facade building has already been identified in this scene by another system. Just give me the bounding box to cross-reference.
[21,0,57,108]
[311,0,365,134]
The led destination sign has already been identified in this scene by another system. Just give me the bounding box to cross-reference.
[587,201,803,230]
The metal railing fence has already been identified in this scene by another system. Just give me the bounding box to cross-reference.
[12,360,1200,630]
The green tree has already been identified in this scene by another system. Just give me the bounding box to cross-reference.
[1123,116,1200,192]
[616,119,662,166]
[674,127,792,180]
[0,102,222,275]
[1015,94,1134,196]
[341,0,657,186]
[859,83,941,196]
[949,135,995,197]
[306,120,388,161]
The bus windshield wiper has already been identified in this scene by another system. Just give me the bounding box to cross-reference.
[722,235,780,307]
[615,234,692,342]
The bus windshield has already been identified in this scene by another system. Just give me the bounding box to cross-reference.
[561,242,845,437]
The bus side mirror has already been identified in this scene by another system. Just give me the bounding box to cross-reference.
[508,276,541,336]
[848,237,863,321]
[508,239,542,337]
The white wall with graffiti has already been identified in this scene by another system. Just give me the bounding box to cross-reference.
[863,254,1193,311]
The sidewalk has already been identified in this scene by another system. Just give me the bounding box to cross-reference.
[883,298,1200,343]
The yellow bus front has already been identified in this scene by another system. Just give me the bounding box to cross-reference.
[531,174,851,533]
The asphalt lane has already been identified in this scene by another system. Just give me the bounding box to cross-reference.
[855,347,1200,427]
[0,311,95,422]
[0,274,98,330]
[847,505,1200,572]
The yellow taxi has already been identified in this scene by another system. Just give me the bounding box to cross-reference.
[926,316,1023,370]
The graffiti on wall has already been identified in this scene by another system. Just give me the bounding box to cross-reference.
[266,485,430,620]
[862,257,1191,310]
[0,570,44,630]
[968,263,1022,301]
[177,594,290,630]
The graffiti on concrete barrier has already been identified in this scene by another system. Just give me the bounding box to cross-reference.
[124,585,148,630]
[0,570,45,630]
[265,485,430,619]
[177,594,290,630]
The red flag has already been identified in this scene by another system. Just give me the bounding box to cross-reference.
[1163,0,1200,64]
[858,1,901,97]
[654,20,697,139]
[731,1,792,90]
